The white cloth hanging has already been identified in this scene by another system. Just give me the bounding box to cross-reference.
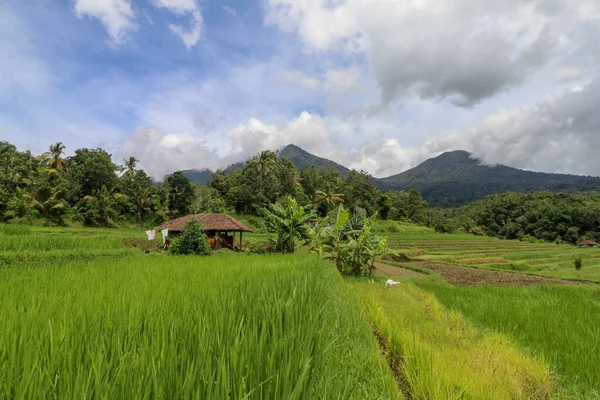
[146,230,156,241]
[161,229,169,243]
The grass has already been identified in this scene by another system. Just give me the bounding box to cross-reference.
[421,283,600,399]
[0,254,402,399]
[350,280,554,399]
[386,232,600,282]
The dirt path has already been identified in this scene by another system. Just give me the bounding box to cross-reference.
[408,262,583,286]
[374,262,423,278]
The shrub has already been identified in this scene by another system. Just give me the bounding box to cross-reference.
[170,220,211,256]
[574,258,583,270]
[244,238,270,254]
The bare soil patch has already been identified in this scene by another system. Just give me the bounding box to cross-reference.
[374,262,423,278]
[409,262,583,286]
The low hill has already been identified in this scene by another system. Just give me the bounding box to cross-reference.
[379,150,600,207]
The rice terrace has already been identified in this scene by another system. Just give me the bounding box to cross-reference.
[1,217,599,399]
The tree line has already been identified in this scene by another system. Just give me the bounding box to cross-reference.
[0,141,431,228]
[3,140,599,245]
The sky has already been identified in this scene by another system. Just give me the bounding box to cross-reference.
[1,0,599,180]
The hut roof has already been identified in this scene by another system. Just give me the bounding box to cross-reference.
[156,214,254,233]
[578,240,599,246]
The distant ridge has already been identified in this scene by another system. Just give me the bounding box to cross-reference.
[378,150,600,207]
[171,146,600,207]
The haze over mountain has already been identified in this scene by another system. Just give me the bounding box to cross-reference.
[177,145,600,207]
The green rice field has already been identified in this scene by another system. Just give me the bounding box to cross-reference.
[421,283,600,399]
[2,223,600,398]
[0,253,400,398]
[386,232,600,282]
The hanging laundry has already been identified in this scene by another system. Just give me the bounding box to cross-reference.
[161,229,169,243]
[146,230,156,241]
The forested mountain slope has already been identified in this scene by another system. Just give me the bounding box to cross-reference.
[379,150,600,207]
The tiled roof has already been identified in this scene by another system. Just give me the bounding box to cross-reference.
[578,240,598,245]
[156,214,254,232]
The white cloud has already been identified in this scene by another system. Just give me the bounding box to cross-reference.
[118,128,219,179]
[325,67,360,91]
[277,70,321,91]
[73,0,136,43]
[265,0,599,106]
[152,0,203,48]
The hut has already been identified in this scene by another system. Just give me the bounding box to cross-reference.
[156,214,253,250]
[578,240,599,248]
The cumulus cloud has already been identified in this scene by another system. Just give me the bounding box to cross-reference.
[445,78,600,175]
[73,0,136,43]
[118,128,220,179]
[152,0,203,48]
[265,0,599,106]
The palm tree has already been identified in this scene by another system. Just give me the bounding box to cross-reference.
[135,187,154,219]
[123,156,138,178]
[84,185,122,226]
[28,187,66,217]
[257,151,277,183]
[315,187,344,207]
[43,142,67,172]
[263,196,317,253]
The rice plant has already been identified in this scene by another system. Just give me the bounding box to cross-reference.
[0,254,402,399]
[423,283,600,398]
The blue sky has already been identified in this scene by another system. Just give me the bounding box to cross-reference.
[2,0,599,179]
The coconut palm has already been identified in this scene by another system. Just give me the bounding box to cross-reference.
[263,196,316,253]
[123,156,138,178]
[43,142,68,172]
[135,187,154,218]
[315,187,344,207]
[28,187,66,217]
[84,185,122,226]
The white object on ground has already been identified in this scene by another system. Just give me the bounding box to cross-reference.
[385,279,401,287]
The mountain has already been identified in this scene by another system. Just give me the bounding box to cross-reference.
[277,144,350,175]
[170,146,600,208]
[379,150,600,207]
[180,169,215,186]
[176,145,350,185]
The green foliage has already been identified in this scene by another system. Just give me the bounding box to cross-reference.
[574,257,583,270]
[165,171,194,218]
[263,196,316,253]
[311,205,390,276]
[170,220,211,256]
[460,192,600,244]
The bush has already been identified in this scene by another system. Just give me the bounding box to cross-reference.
[574,258,583,270]
[170,220,211,256]
[244,238,270,254]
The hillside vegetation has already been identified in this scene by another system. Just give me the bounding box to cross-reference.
[380,150,600,207]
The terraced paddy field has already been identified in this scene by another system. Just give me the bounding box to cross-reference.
[386,232,600,282]
[2,224,599,398]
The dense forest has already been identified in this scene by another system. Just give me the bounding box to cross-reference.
[2,140,600,244]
